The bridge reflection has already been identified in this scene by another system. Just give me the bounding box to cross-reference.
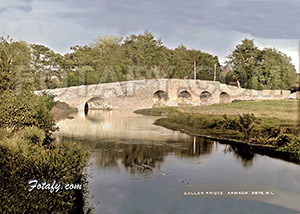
[55,110,257,174]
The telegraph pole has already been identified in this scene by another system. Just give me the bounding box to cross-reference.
[298,40,300,126]
[214,64,217,81]
[298,40,300,75]
[194,61,196,80]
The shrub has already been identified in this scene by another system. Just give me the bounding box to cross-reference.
[278,137,300,155]
[238,114,256,131]
[0,128,10,141]
[0,135,88,213]
[216,114,257,137]
[221,115,240,130]
[271,133,294,147]
[0,90,57,143]
[19,126,45,146]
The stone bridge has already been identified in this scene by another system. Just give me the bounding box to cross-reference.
[38,79,291,110]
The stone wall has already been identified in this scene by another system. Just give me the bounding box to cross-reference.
[36,79,291,110]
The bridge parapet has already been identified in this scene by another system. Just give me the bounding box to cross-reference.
[36,79,291,110]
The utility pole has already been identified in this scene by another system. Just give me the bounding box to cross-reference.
[298,40,300,75]
[298,40,300,127]
[214,64,217,81]
[194,61,196,80]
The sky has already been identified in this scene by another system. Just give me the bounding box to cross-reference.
[1,0,300,72]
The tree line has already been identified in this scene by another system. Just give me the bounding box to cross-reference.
[0,32,298,92]
[226,39,298,90]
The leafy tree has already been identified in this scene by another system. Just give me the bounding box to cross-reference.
[0,36,33,92]
[60,31,220,86]
[0,90,56,138]
[30,44,64,89]
[0,36,57,141]
[227,39,262,88]
[122,31,170,79]
[227,39,297,90]
[261,48,297,89]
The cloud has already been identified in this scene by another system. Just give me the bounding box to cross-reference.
[47,0,300,39]
[0,0,32,13]
[11,5,32,12]
[0,8,7,13]
[0,0,299,71]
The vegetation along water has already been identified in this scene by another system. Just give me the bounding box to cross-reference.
[0,31,299,213]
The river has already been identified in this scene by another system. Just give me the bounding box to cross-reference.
[54,110,300,214]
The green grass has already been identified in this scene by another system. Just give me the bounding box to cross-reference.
[135,100,300,157]
[136,100,299,127]
[181,100,299,122]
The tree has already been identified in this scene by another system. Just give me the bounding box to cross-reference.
[0,36,57,138]
[30,44,64,89]
[261,48,297,89]
[0,90,56,136]
[228,39,297,90]
[0,36,33,93]
[227,39,261,88]
[58,31,221,86]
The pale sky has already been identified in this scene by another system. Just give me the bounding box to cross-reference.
[1,0,299,72]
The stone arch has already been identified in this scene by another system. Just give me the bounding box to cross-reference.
[219,92,230,103]
[200,91,212,104]
[84,102,89,114]
[153,90,169,106]
[85,97,111,111]
[178,90,192,105]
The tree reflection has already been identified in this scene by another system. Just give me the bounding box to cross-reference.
[59,136,217,174]
[179,137,214,157]
[224,144,255,167]
[58,134,260,173]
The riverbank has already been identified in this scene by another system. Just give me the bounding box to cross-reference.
[134,100,300,163]
[0,92,89,213]
[51,101,78,121]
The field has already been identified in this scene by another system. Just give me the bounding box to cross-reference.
[181,100,299,122]
[136,100,299,126]
[135,100,300,158]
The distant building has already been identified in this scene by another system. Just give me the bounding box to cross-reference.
[222,64,232,73]
[229,81,238,87]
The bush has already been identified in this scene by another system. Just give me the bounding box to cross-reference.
[0,134,88,213]
[214,114,257,138]
[271,133,294,147]
[19,126,45,146]
[278,137,300,155]
[0,128,10,141]
[0,90,57,143]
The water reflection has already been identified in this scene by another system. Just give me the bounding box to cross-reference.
[55,110,300,213]
[59,135,214,174]
[224,144,255,167]
[56,110,190,142]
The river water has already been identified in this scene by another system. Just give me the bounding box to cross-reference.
[54,110,300,214]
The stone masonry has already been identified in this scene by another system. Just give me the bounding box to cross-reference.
[36,79,291,110]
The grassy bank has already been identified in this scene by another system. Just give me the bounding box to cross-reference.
[135,100,300,161]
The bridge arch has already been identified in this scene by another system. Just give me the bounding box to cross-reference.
[178,90,192,105]
[219,92,230,103]
[200,91,212,104]
[153,90,169,106]
[84,97,111,112]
